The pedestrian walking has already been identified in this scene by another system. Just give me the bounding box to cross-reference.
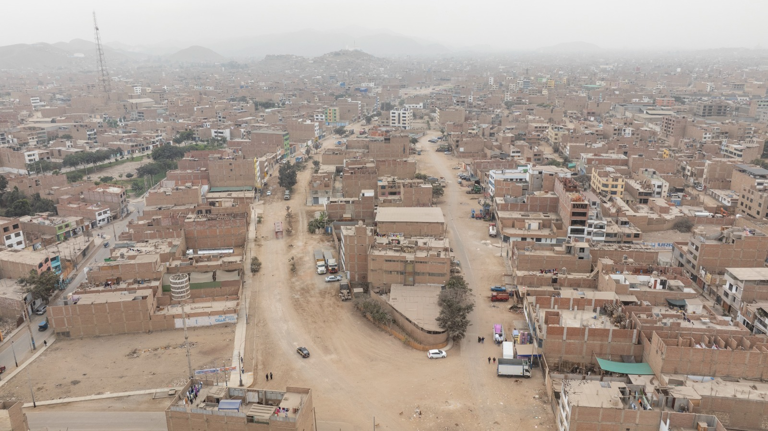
[477,336,481,343]
[493,357,496,364]
[269,372,273,380]
[43,340,47,347]
[266,373,269,381]
[488,357,491,364]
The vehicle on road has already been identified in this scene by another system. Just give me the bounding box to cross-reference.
[490,286,506,292]
[0,366,5,375]
[103,241,110,248]
[493,324,505,343]
[325,275,342,282]
[466,184,482,194]
[497,358,531,378]
[38,317,48,331]
[427,349,447,359]
[502,341,515,359]
[489,223,497,237]
[284,191,290,200]
[266,190,272,196]
[314,250,327,274]
[428,138,438,143]
[491,292,510,302]
[339,283,351,301]
[296,347,310,358]
[324,251,338,274]
[34,305,47,315]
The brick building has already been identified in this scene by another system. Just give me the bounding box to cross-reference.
[374,207,445,237]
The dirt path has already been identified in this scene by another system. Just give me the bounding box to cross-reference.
[242,137,554,430]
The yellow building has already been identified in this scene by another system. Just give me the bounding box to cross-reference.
[590,167,625,198]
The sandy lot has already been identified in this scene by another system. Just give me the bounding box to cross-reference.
[241,132,555,430]
[93,157,152,180]
[0,324,235,403]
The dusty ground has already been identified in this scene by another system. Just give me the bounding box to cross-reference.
[94,157,152,179]
[0,325,235,404]
[241,131,556,430]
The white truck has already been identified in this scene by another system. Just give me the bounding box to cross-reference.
[324,250,338,274]
[314,250,327,274]
[489,223,497,237]
[502,341,515,359]
[493,324,505,344]
[497,358,531,378]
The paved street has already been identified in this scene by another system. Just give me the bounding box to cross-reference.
[0,199,144,376]
[28,412,166,431]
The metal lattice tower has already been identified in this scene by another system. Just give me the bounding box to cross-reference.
[93,12,111,94]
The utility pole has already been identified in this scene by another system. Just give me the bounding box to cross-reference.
[25,308,36,351]
[11,341,17,367]
[27,369,36,408]
[181,301,193,381]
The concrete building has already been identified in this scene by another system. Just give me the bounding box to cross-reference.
[82,185,128,219]
[590,167,625,198]
[339,222,375,283]
[724,268,768,327]
[376,177,432,207]
[738,184,768,219]
[0,217,25,250]
[55,202,112,227]
[0,248,59,279]
[374,207,445,237]
[694,101,729,117]
[0,401,29,431]
[166,382,313,431]
[367,236,452,290]
[389,108,412,129]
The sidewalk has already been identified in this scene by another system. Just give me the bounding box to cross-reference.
[0,337,55,391]
[22,386,180,408]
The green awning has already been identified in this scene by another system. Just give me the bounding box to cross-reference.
[596,358,654,375]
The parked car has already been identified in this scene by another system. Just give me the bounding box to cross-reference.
[284,191,290,200]
[428,138,438,143]
[34,305,47,315]
[490,286,506,292]
[38,317,48,331]
[325,275,342,282]
[266,190,272,196]
[427,349,447,359]
[296,347,310,358]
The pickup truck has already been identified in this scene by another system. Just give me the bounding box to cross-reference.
[491,292,510,302]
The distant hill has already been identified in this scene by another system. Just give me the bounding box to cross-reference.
[167,46,225,63]
[536,41,602,54]
[0,43,88,70]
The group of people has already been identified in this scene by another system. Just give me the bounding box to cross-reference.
[186,381,203,405]
[265,372,273,381]
[488,357,496,364]
[477,336,486,343]
[539,268,558,274]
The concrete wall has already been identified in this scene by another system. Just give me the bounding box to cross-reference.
[376,159,417,178]
[543,326,641,365]
[368,292,448,347]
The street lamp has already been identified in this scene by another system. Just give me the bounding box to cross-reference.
[11,341,18,367]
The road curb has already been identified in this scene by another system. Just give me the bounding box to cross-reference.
[23,387,182,408]
[0,337,56,390]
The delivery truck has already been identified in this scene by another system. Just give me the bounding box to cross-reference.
[501,341,515,359]
[314,250,327,274]
[324,251,338,274]
[491,292,510,302]
[493,324,505,344]
[497,358,531,378]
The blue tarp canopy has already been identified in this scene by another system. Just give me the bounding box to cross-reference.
[596,358,654,375]
[218,399,242,411]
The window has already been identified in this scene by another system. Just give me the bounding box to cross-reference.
[14,232,20,238]
[2,227,7,233]
[12,224,18,230]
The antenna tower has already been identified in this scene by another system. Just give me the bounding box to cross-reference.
[93,12,111,94]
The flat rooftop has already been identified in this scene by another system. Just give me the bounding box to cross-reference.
[564,380,629,408]
[725,267,768,281]
[375,207,445,224]
[388,284,443,333]
[75,288,153,305]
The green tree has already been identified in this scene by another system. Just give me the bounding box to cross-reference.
[437,275,475,342]
[414,173,428,180]
[66,172,84,183]
[381,102,394,112]
[410,137,418,145]
[673,218,694,233]
[308,212,329,234]
[19,269,59,302]
[250,257,262,273]
[7,199,31,217]
[278,161,298,190]
[546,160,562,167]
[333,126,346,136]
[0,175,7,193]
[100,176,114,183]
[29,193,56,214]
[60,134,73,140]
[125,173,134,178]
[312,160,320,173]
[152,145,187,161]
[431,183,445,200]
[172,130,195,144]
[504,101,514,110]
[364,115,372,125]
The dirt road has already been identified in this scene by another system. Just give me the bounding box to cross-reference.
[242,134,554,430]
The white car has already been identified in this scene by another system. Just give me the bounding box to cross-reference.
[266,190,272,196]
[325,275,342,282]
[427,349,447,359]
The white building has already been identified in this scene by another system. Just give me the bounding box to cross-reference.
[389,108,412,130]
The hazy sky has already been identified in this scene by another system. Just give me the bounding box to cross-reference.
[5,0,768,50]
